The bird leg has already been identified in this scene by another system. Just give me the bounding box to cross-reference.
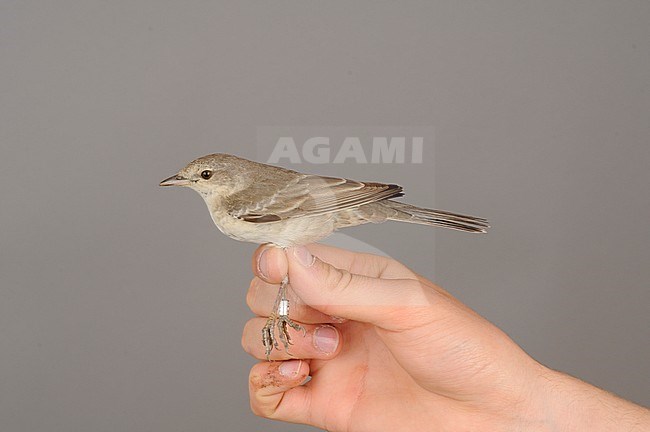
[261,275,306,360]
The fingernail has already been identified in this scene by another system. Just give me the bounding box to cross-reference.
[279,359,302,377]
[313,325,339,354]
[257,248,269,279]
[292,246,315,267]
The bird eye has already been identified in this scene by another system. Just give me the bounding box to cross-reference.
[200,170,213,180]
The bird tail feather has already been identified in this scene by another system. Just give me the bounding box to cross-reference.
[383,200,489,233]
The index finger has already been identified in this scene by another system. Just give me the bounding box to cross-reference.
[252,242,417,285]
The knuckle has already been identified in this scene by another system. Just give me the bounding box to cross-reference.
[249,396,275,418]
[349,251,398,278]
[324,265,354,295]
[246,278,259,309]
[252,403,276,419]
[240,320,257,354]
[261,404,280,419]
[398,278,432,303]
[406,278,427,295]
[385,279,447,330]
[248,390,279,419]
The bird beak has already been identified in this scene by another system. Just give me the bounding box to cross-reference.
[159,174,192,187]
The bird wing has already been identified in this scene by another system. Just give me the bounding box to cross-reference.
[228,175,403,223]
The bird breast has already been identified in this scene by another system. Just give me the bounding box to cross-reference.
[209,209,337,247]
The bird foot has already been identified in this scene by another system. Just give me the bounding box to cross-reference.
[262,310,306,361]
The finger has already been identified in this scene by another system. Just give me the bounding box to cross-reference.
[252,243,416,284]
[306,243,417,279]
[252,245,288,284]
[286,245,443,331]
[248,360,312,424]
[242,318,341,360]
[246,276,345,324]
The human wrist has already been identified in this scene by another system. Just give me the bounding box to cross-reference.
[525,365,649,432]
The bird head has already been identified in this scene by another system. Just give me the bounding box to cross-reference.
[159,153,249,198]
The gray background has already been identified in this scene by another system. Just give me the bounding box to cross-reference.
[1,1,648,431]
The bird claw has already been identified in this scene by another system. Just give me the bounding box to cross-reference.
[262,313,306,361]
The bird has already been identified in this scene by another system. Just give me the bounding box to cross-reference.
[160,153,488,359]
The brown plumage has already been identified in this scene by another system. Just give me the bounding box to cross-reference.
[160,153,488,247]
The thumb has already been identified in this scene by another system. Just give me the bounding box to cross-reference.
[285,246,434,330]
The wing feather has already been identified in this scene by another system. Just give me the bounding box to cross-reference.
[230,175,403,223]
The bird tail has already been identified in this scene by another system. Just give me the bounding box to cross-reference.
[383,200,489,233]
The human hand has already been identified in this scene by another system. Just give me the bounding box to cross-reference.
[242,244,649,431]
